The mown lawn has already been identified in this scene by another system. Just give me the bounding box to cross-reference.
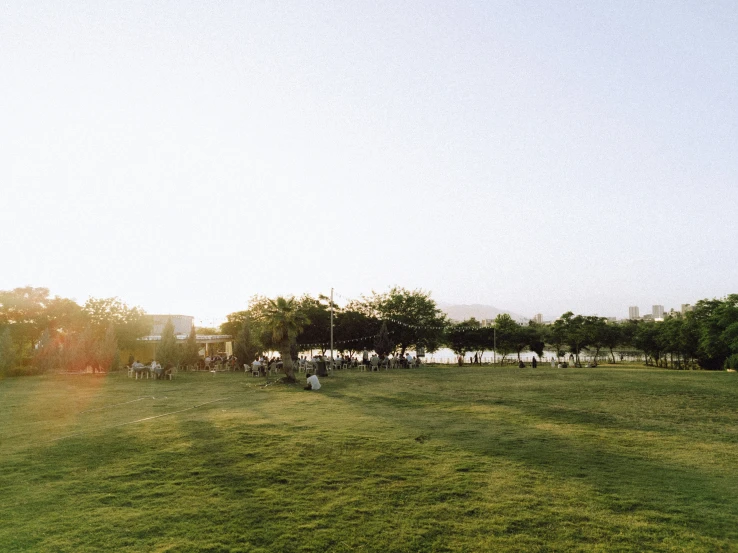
[1,365,737,552]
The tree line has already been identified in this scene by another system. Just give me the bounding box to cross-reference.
[2,286,737,376]
[0,287,149,375]
[228,289,738,374]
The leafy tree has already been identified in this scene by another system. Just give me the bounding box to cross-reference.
[246,296,281,353]
[601,322,624,363]
[0,286,54,359]
[691,295,738,370]
[156,318,180,369]
[259,296,309,382]
[33,329,58,372]
[493,314,519,364]
[334,305,380,355]
[366,287,446,355]
[446,318,495,363]
[474,325,497,363]
[526,322,546,359]
[220,311,250,340]
[545,318,568,362]
[678,314,701,369]
[620,320,640,355]
[233,315,262,366]
[511,324,540,363]
[82,297,149,351]
[296,295,333,352]
[654,315,699,369]
[43,297,86,338]
[633,322,664,366]
[559,312,588,366]
[97,324,119,372]
[61,326,96,372]
[0,326,17,374]
[445,320,478,357]
[583,316,609,364]
[181,326,202,368]
[374,321,393,357]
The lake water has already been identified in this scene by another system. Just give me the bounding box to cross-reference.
[416,347,553,364]
[417,348,623,364]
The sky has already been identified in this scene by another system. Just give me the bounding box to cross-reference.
[2,1,736,324]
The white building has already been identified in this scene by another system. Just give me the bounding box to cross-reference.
[628,306,640,320]
[652,305,664,319]
[132,314,234,360]
[149,314,194,337]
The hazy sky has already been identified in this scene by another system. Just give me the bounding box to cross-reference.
[2,1,736,323]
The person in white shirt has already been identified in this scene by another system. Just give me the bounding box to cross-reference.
[305,373,321,390]
[251,359,263,376]
[132,359,149,379]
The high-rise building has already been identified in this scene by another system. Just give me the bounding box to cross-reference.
[681,304,693,314]
[533,313,543,324]
[652,305,664,319]
[628,306,640,319]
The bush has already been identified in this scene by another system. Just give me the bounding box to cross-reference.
[725,353,738,370]
[6,365,46,377]
[0,327,17,375]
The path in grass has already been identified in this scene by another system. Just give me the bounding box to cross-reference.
[1,366,737,552]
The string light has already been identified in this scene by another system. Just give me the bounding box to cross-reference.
[297,331,392,348]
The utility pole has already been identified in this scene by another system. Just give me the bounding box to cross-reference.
[493,324,496,366]
[330,287,334,364]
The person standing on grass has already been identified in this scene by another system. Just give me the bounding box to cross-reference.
[532,356,538,368]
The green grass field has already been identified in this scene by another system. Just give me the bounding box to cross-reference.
[1,365,737,552]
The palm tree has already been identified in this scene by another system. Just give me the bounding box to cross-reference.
[261,296,309,382]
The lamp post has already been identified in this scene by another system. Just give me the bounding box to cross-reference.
[493,324,496,366]
[330,287,334,365]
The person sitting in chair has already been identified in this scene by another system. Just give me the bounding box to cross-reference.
[150,360,164,379]
[132,359,147,378]
[305,373,321,391]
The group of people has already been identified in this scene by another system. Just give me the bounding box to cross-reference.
[130,359,172,379]
[360,349,421,370]
[250,356,283,376]
[202,354,240,371]
[128,348,427,391]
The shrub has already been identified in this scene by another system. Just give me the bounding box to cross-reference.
[725,353,738,370]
